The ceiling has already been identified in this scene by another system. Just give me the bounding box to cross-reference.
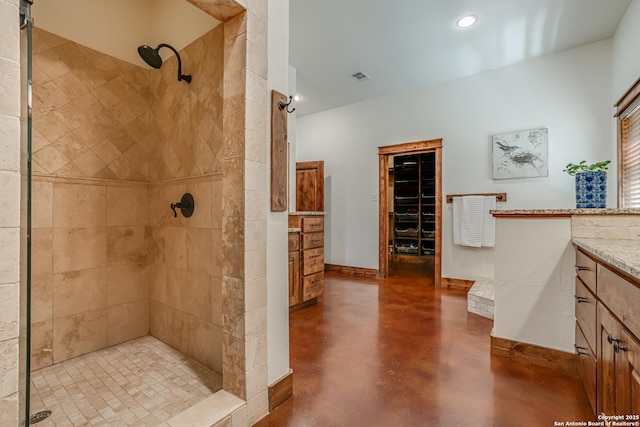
[289,0,631,116]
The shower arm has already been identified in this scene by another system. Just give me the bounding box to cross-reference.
[157,43,190,83]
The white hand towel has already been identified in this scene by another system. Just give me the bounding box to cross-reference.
[481,196,496,247]
[452,197,462,245]
[460,196,484,247]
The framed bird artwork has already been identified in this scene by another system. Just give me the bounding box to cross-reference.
[492,127,548,179]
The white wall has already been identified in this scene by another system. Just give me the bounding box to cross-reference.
[288,66,297,209]
[610,0,640,201]
[266,0,290,385]
[33,0,219,66]
[494,218,575,352]
[612,0,640,102]
[297,40,612,280]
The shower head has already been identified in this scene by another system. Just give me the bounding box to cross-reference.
[137,45,163,69]
[137,43,191,83]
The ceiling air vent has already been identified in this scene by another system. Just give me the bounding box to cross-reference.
[351,71,371,82]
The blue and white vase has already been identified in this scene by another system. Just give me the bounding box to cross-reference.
[575,171,607,208]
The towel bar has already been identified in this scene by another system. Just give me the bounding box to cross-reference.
[445,193,507,203]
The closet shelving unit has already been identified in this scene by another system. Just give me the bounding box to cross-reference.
[390,152,436,258]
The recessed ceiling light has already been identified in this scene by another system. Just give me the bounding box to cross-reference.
[294,95,301,101]
[456,15,477,28]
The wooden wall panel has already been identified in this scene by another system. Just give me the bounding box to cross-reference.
[271,90,288,211]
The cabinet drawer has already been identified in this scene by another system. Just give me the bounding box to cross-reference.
[597,264,640,339]
[575,277,597,353]
[303,271,324,301]
[288,232,300,252]
[302,232,323,249]
[302,247,324,275]
[576,249,597,294]
[575,322,597,414]
[302,217,324,233]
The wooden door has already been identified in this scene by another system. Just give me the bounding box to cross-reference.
[598,303,620,414]
[296,161,324,212]
[619,329,640,414]
[288,250,300,306]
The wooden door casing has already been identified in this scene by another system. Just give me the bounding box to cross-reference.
[378,139,442,284]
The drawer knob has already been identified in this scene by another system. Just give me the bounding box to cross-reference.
[574,295,589,303]
[310,255,321,259]
[614,340,627,353]
[607,334,614,345]
[575,265,589,272]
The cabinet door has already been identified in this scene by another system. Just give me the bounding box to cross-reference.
[598,303,620,414]
[575,322,597,413]
[288,250,300,306]
[619,329,640,415]
[576,278,597,353]
[296,161,324,212]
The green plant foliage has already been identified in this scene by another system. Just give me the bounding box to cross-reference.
[563,160,611,176]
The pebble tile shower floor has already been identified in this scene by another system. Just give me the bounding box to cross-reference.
[30,336,222,426]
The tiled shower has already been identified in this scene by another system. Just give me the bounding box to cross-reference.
[21,0,267,419]
[29,25,226,423]
[0,0,271,424]
[31,25,225,373]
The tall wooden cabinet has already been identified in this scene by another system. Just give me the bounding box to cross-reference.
[288,214,325,308]
[575,247,640,416]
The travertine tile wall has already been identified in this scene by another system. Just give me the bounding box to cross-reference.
[219,3,270,424]
[31,29,153,181]
[30,29,153,368]
[0,0,22,424]
[571,215,640,239]
[30,24,229,375]
[149,177,224,373]
[147,25,225,373]
[31,179,149,369]
[148,28,224,181]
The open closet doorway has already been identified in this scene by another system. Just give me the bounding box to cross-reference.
[378,139,442,285]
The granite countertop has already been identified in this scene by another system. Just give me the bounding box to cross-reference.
[573,238,640,281]
[288,227,301,233]
[491,208,640,216]
[288,211,327,216]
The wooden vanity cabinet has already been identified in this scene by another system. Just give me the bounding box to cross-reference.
[288,214,325,308]
[575,246,640,415]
